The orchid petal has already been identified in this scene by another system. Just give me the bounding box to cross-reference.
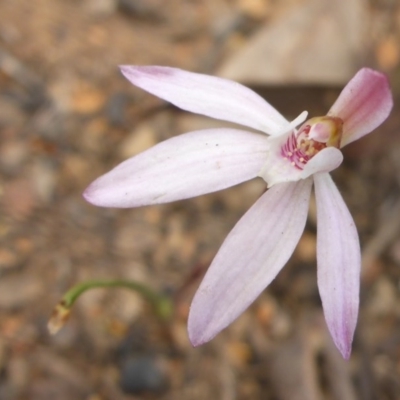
[258,133,343,187]
[300,148,343,178]
[314,173,360,359]
[84,129,268,208]
[120,65,289,135]
[328,68,393,147]
[188,178,313,346]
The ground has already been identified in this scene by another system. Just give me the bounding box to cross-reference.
[1,0,400,399]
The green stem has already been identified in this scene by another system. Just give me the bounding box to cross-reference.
[48,279,173,334]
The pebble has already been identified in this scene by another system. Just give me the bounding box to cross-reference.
[236,0,271,20]
[114,217,160,256]
[269,309,292,339]
[390,239,400,265]
[2,178,38,221]
[33,349,90,392]
[0,140,29,172]
[0,274,43,310]
[30,159,57,205]
[218,0,367,85]
[169,321,192,352]
[118,122,157,159]
[61,154,92,188]
[7,356,30,392]
[367,277,397,317]
[295,232,316,263]
[117,0,165,20]
[376,35,399,71]
[109,288,144,324]
[85,0,117,17]
[120,356,167,394]
[0,248,20,271]
[105,92,130,127]
[255,295,277,327]
[70,83,105,114]
[226,340,252,367]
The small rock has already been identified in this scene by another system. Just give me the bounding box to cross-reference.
[218,0,368,85]
[2,178,37,221]
[114,216,160,256]
[34,349,90,391]
[270,309,292,339]
[109,288,143,324]
[0,97,26,128]
[0,337,6,370]
[85,0,117,17]
[105,92,130,127]
[169,321,191,352]
[295,232,316,263]
[118,122,157,159]
[120,356,167,394]
[117,0,165,21]
[71,83,105,114]
[61,154,92,188]
[0,248,19,271]
[376,35,400,71]
[236,0,271,20]
[367,277,397,317]
[390,239,400,265]
[30,159,57,205]
[0,140,29,172]
[226,340,252,367]
[7,356,30,395]
[81,118,108,154]
[0,274,43,309]
[255,295,277,327]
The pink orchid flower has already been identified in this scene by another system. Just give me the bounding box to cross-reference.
[84,66,392,359]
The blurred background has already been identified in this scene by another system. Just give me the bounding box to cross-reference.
[1,0,400,399]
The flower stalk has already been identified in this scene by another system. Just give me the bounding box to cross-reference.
[48,279,173,334]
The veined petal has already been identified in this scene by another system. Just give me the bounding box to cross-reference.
[120,65,289,135]
[84,128,268,208]
[314,173,360,359]
[328,68,393,147]
[258,133,343,187]
[188,178,313,346]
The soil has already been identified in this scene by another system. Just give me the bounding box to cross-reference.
[1,0,400,399]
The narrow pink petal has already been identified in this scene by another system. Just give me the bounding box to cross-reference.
[314,173,360,359]
[84,129,268,207]
[188,178,313,346]
[259,132,343,187]
[120,65,289,135]
[328,68,393,147]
